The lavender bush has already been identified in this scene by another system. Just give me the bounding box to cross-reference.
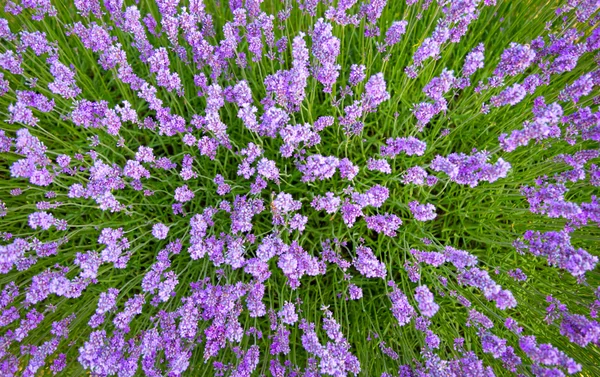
[0,0,599,376]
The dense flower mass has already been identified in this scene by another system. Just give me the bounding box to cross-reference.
[0,0,599,376]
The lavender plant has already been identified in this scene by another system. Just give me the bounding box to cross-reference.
[0,0,599,376]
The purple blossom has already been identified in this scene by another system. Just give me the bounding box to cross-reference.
[430,150,511,187]
[28,211,55,230]
[152,223,169,240]
[385,20,408,46]
[467,309,494,329]
[559,313,600,347]
[458,267,517,309]
[312,192,342,214]
[362,73,390,112]
[353,245,386,278]
[494,42,536,78]
[0,50,24,75]
[348,64,366,86]
[519,336,581,374]
[96,288,119,315]
[367,158,392,174]
[279,302,298,325]
[352,184,389,209]
[518,230,598,278]
[412,249,446,267]
[298,154,339,182]
[408,201,437,221]
[463,43,485,77]
[380,136,426,157]
[174,185,195,203]
[289,214,308,233]
[481,333,507,358]
[559,73,594,103]
[128,146,151,166]
[338,158,359,180]
[499,99,562,152]
[311,19,341,93]
[365,213,402,237]
[490,83,527,107]
[423,68,455,101]
[48,59,81,99]
[272,191,302,225]
[444,246,478,270]
[348,284,363,300]
[402,166,428,185]
[389,281,415,326]
[414,285,439,318]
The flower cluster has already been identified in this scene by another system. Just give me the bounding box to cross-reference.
[0,0,598,376]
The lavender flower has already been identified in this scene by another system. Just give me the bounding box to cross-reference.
[463,43,485,77]
[380,136,426,157]
[362,73,390,112]
[430,150,511,187]
[348,64,366,86]
[353,245,386,278]
[365,214,402,237]
[311,19,341,93]
[279,302,299,325]
[408,201,437,221]
[152,223,169,240]
[389,281,415,326]
[174,185,195,203]
[384,20,408,47]
[414,285,439,318]
[1,2,599,376]
[366,158,392,174]
[493,42,536,78]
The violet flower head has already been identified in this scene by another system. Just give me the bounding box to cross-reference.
[389,281,415,326]
[414,285,439,318]
[408,201,437,221]
[365,213,402,237]
[494,42,536,78]
[152,223,169,240]
[174,185,195,203]
[348,64,366,86]
[462,43,485,77]
[1,1,599,375]
[362,72,390,112]
[311,19,341,93]
[385,20,408,46]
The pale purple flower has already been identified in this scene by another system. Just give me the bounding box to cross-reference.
[174,185,195,203]
[28,211,55,230]
[152,223,169,240]
[385,20,408,46]
[494,42,536,78]
[312,192,341,214]
[380,136,426,157]
[289,214,308,233]
[362,73,390,112]
[423,68,455,101]
[462,43,485,77]
[365,214,402,237]
[367,158,392,174]
[389,281,415,326]
[414,285,439,318]
[311,19,341,93]
[408,201,437,221]
[348,284,363,300]
[279,302,298,325]
[348,64,366,86]
[353,245,386,278]
[403,166,428,185]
